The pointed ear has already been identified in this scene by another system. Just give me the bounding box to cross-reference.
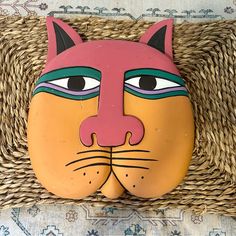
[46,16,83,63]
[139,19,174,59]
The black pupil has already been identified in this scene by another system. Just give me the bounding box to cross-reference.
[139,75,157,90]
[67,76,85,91]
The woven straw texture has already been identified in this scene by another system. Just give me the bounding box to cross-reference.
[0,16,235,216]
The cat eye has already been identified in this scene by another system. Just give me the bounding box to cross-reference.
[124,68,188,100]
[48,76,100,91]
[33,67,101,100]
[125,75,180,91]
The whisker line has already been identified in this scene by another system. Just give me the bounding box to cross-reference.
[73,163,110,171]
[112,157,158,162]
[77,150,111,155]
[66,156,110,166]
[112,164,149,169]
[112,150,150,154]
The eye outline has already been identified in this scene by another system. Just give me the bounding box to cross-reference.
[47,76,100,91]
[124,68,188,100]
[35,66,101,86]
[33,66,101,100]
[125,75,181,91]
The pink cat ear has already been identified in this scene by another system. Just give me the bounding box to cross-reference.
[139,19,174,60]
[46,16,83,63]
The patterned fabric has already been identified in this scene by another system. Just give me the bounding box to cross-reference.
[0,0,235,235]
[0,0,235,21]
[1,204,236,236]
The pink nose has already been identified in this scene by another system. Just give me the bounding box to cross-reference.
[79,114,144,147]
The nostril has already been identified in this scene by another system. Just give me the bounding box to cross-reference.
[79,116,97,146]
[125,132,132,144]
[127,117,145,146]
[125,130,143,146]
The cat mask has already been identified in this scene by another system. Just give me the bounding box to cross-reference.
[27,17,194,199]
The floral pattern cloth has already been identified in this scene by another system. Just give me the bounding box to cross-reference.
[0,0,236,235]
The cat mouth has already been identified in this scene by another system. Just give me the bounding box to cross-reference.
[65,149,158,171]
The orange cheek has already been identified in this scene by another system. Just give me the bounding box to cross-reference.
[112,93,194,198]
[27,93,110,199]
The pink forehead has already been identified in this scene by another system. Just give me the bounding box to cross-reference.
[42,40,180,75]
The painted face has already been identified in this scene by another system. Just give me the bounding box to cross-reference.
[27,17,194,199]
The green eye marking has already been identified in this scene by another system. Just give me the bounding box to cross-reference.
[124,68,188,100]
[125,87,188,100]
[36,66,101,86]
[33,67,101,100]
[125,68,185,86]
[33,87,99,100]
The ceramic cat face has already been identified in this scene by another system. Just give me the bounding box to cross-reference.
[27,17,194,199]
